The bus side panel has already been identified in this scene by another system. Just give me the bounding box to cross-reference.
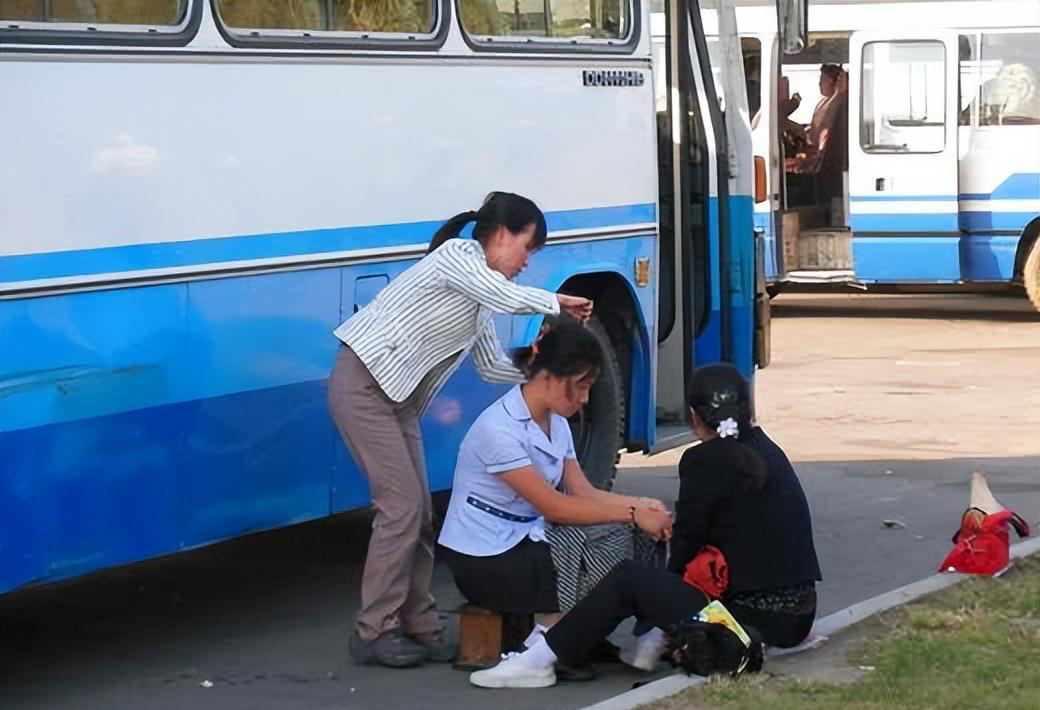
[959,119,1040,280]
[853,237,962,282]
[0,288,189,591]
[177,270,339,546]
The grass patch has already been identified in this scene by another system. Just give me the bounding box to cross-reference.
[642,555,1040,710]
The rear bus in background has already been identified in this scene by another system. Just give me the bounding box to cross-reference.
[680,0,1040,309]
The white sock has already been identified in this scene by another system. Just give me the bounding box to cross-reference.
[523,623,549,648]
[518,635,557,670]
[636,627,666,652]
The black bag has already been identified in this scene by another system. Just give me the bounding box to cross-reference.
[667,619,764,677]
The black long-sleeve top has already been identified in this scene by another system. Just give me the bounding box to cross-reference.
[667,427,822,593]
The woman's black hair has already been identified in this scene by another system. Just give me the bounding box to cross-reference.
[820,63,843,81]
[427,191,548,255]
[512,320,602,381]
[686,364,768,492]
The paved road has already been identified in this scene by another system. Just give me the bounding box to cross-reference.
[3,293,1038,710]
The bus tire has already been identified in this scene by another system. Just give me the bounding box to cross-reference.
[570,316,625,491]
[1025,238,1040,314]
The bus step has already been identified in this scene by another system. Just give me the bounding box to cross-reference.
[797,229,852,271]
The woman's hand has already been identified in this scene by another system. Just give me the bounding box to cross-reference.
[633,496,669,513]
[557,294,593,324]
[634,507,673,542]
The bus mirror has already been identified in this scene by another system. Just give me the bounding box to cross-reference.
[778,0,808,55]
[754,156,767,203]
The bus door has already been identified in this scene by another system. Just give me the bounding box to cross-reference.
[849,30,962,282]
[651,0,733,453]
[753,33,786,284]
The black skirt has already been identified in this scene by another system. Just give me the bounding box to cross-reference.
[440,539,560,614]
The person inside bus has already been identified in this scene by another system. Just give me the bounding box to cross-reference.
[328,192,594,669]
[438,321,673,677]
[468,363,821,689]
[791,64,849,202]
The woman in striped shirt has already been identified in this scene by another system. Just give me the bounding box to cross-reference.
[328,192,593,668]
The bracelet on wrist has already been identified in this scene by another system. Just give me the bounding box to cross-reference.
[628,505,637,527]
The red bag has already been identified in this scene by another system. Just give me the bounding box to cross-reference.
[938,507,1031,576]
[683,545,729,598]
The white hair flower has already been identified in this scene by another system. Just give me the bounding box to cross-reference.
[716,418,739,439]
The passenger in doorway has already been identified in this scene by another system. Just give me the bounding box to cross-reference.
[468,364,821,689]
[438,322,672,677]
[328,192,594,669]
[792,64,849,201]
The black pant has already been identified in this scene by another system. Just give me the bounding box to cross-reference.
[545,560,707,664]
[544,561,816,663]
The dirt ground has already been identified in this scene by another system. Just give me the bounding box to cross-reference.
[625,291,1040,467]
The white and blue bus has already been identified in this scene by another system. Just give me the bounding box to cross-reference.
[0,0,788,593]
[697,0,1040,308]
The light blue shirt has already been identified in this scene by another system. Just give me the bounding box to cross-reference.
[438,385,576,557]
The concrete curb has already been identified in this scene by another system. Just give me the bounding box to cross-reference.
[577,536,1040,710]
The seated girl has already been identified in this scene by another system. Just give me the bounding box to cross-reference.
[437,322,672,641]
[468,363,821,688]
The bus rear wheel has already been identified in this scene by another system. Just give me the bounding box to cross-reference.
[1025,238,1040,314]
[569,316,625,491]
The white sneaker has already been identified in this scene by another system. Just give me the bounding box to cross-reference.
[469,652,557,689]
[620,628,667,672]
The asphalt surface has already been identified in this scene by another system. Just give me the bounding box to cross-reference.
[2,292,1038,710]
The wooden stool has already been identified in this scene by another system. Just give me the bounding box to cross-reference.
[453,605,533,670]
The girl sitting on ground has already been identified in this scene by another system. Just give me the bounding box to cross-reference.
[437,322,672,674]
[668,363,821,649]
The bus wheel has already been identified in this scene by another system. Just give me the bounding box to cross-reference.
[1025,238,1040,313]
[569,316,625,491]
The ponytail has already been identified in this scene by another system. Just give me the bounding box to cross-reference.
[686,364,768,492]
[426,192,548,255]
[427,210,478,254]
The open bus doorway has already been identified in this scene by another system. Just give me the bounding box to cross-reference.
[774,33,853,281]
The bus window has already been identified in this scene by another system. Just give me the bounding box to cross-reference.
[458,0,630,40]
[214,0,435,33]
[977,32,1040,126]
[861,40,946,153]
[1,0,186,24]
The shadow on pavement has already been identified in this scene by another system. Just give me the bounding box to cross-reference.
[772,292,1038,323]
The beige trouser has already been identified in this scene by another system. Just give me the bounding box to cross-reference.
[327,345,439,641]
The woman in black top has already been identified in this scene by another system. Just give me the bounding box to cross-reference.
[467,364,821,689]
[669,363,821,648]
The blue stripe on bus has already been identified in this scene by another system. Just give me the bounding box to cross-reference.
[850,213,960,232]
[0,203,657,284]
[0,236,656,434]
[853,235,1017,283]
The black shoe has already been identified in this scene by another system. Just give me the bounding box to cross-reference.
[349,629,426,668]
[407,629,456,663]
[554,660,597,682]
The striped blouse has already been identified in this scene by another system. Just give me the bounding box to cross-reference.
[333,237,560,412]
